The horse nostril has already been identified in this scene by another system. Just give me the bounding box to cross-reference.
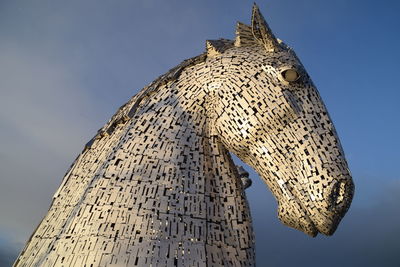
[329,181,347,210]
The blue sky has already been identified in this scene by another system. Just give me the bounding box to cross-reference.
[0,0,399,266]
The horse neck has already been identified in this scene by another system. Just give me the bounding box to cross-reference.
[129,77,241,197]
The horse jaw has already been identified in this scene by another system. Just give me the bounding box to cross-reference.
[254,163,354,237]
[216,126,354,237]
[277,199,318,237]
[254,172,351,237]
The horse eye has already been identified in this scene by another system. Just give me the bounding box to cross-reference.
[282,69,300,82]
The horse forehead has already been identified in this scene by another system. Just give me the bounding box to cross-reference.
[264,52,300,65]
[234,50,301,68]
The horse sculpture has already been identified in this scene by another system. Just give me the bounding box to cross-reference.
[15,4,354,267]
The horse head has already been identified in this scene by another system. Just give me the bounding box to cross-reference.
[205,4,354,237]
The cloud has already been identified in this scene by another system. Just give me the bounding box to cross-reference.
[0,29,99,248]
[3,166,399,266]
[0,234,22,266]
[0,41,97,157]
[1,1,399,266]
[247,176,400,267]
[232,153,400,266]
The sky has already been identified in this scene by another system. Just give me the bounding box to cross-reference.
[0,0,399,266]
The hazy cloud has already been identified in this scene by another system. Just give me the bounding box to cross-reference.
[249,179,400,267]
[0,9,99,247]
[1,0,399,266]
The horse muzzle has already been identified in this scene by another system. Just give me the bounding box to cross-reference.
[277,176,354,237]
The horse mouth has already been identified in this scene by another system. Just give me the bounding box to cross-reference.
[278,197,347,237]
[277,200,319,237]
[275,179,353,237]
[299,209,320,237]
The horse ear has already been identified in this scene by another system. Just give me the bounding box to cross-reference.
[206,39,233,57]
[251,3,282,51]
[234,22,258,47]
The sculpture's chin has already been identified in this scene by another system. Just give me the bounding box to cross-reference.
[277,201,319,237]
[277,200,342,237]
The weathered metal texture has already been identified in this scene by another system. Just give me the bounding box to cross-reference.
[15,4,353,267]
